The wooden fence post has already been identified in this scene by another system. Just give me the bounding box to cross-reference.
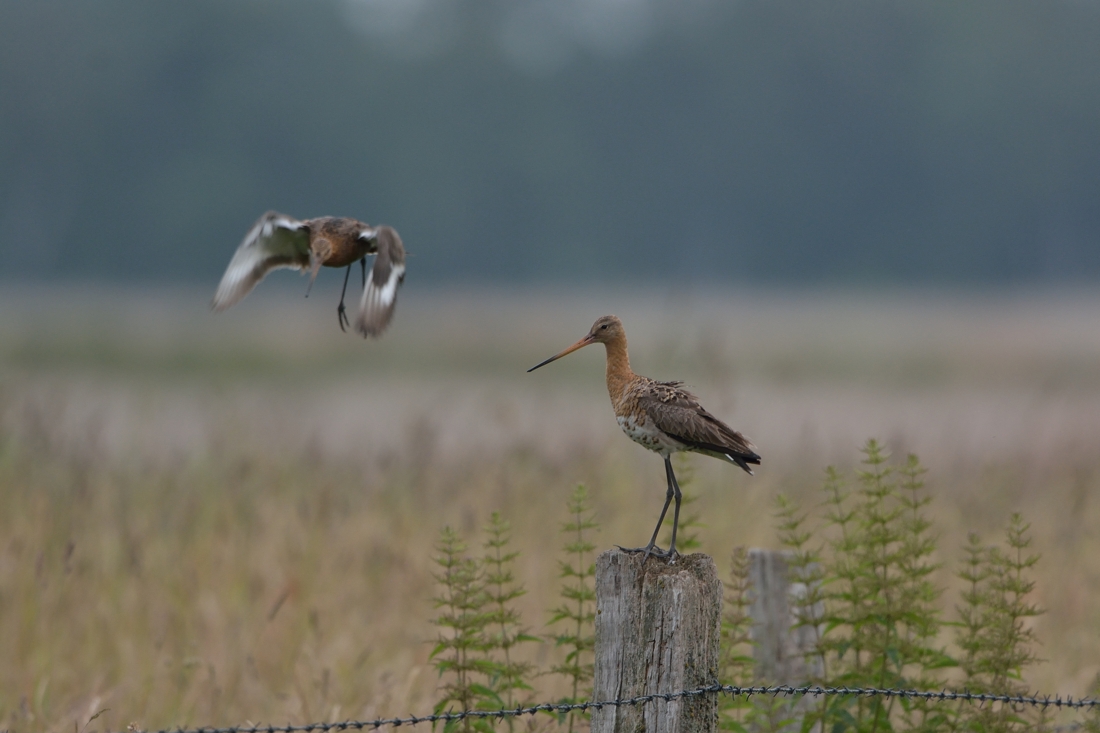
[748,549,824,731]
[592,548,721,733]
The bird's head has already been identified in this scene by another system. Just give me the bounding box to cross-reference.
[527,315,624,372]
[585,314,625,344]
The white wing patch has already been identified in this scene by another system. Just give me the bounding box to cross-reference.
[269,217,304,234]
[356,262,405,337]
[376,263,404,307]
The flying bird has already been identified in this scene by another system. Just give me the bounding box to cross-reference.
[528,315,760,560]
[212,211,406,337]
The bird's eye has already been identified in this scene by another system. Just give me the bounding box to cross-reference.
[600,324,608,330]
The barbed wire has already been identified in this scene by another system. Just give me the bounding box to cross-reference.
[121,682,1099,733]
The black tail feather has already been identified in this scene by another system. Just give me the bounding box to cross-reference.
[731,454,760,474]
[667,432,761,475]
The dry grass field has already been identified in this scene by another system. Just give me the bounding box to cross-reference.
[2,283,1100,732]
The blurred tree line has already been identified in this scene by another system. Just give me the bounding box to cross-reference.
[1,0,1098,285]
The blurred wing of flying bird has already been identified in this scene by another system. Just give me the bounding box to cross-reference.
[355,226,406,337]
[211,212,311,311]
[212,211,406,336]
[527,315,760,560]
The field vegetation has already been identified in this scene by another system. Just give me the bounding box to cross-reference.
[2,285,1100,732]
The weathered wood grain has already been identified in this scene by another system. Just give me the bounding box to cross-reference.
[748,549,824,732]
[592,549,721,733]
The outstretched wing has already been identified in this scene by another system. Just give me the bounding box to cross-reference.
[355,225,406,337]
[211,212,311,311]
[640,382,761,473]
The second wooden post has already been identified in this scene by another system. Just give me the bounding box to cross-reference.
[591,548,721,733]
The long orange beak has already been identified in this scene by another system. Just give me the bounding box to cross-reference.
[527,334,596,372]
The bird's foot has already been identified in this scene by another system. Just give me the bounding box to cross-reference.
[616,544,678,563]
[337,302,350,332]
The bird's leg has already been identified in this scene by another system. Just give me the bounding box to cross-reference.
[642,475,675,562]
[360,257,367,289]
[618,459,676,561]
[337,263,353,332]
[666,457,683,559]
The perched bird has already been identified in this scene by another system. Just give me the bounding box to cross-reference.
[528,315,760,560]
[212,211,406,337]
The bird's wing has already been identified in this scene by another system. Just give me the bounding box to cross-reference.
[211,212,311,311]
[639,382,760,470]
[355,226,406,337]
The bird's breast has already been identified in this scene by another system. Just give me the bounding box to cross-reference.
[320,236,371,268]
[616,413,680,456]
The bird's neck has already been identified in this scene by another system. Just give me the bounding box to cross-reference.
[603,336,634,405]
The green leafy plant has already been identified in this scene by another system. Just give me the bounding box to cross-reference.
[758,441,1050,733]
[1084,674,1100,733]
[719,546,762,732]
[774,493,828,669]
[773,494,830,731]
[720,546,756,686]
[430,526,496,733]
[482,512,538,713]
[422,440,1058,733]
[548,485,599,733]
[797,440,951,733]
[822,435,950,726]
[953,514,1045,733]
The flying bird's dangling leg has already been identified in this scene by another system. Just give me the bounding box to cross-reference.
[337,263,353,332]
[360,257,367,289]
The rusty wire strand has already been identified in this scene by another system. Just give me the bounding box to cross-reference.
[118,682,1100,733]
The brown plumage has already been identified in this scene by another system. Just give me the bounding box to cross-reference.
[212,211,406,337]
[528,315,760,560]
